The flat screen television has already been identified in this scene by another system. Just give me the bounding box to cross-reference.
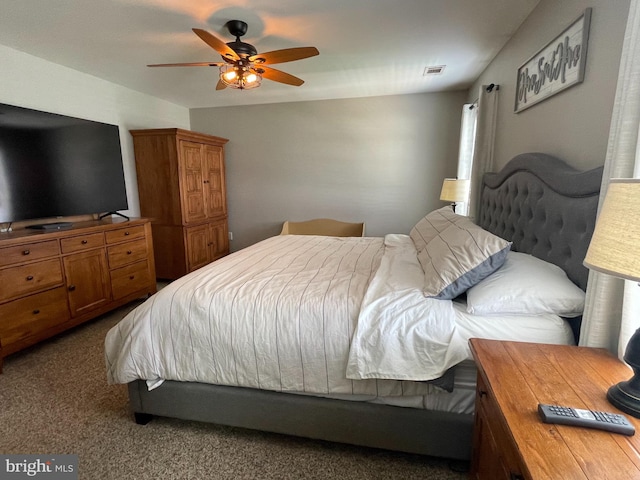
[0,102,128,226]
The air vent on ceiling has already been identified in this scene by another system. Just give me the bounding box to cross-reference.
[423,65,445,76]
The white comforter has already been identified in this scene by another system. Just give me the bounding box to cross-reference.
[346,234,468,381]
[105,234,467,396]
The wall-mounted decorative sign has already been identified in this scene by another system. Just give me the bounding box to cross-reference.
[515,8,591,113]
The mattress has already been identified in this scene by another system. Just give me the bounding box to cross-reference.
[452,300,576,356]
[315,304,575,415]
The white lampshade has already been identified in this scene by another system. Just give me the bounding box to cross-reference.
[584,179,640,282]
[440,178,470,203]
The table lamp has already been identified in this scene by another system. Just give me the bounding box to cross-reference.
[584,178,640,417]
[440,178,470,213]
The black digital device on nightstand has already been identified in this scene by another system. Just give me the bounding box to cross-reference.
[538,403,635,436]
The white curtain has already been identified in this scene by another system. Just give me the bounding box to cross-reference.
[468,85,499,221]
[580,0,640,359]
[454,103,478,216]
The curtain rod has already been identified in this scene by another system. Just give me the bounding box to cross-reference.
[468,83,499,109]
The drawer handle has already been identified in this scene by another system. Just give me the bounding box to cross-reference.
[33,309,40,315]
[124,231,130,236]
[81,240,88,244]
[23,249,30,255]
[26,275,34,281]
[127,250,132,255]
[479,390,487,398]
[68,285,76,292]
[129,275,135,280]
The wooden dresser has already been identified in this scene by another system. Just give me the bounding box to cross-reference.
[469,338,640,479]
[0,218,156,372]
[130,128,229,280]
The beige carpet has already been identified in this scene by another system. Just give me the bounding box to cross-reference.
[0,298,468,479]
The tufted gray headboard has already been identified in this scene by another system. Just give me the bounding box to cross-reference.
[478,152,603,291]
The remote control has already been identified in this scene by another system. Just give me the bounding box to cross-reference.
[538,403,635,436]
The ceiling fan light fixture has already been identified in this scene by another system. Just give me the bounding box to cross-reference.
[222,68,237,82]
[219,63,262,90]
[149,23,317,91]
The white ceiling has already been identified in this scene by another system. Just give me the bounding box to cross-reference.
[0,0,540,109]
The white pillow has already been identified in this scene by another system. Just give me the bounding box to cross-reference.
[465,251,585,317]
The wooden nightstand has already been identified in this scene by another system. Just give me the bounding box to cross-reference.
[469,338,640,479]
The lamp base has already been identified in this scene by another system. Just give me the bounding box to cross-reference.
[607,380,640,418]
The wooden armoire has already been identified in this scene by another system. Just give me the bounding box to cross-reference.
[130,128,229,280]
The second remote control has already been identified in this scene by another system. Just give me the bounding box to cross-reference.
[538,403,635,436]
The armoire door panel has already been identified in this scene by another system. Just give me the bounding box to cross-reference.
[185,225,210,272]
[203,145,227,218]
[209,221,229,260]
[180,140,207,224]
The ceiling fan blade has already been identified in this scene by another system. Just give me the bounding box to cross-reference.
[249,47,319,65]
[258,66,305,86]
[216,79,227,90]
[192,28,239,61]
[147,62,225,67]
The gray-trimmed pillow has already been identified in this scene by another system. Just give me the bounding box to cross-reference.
[409,206,466,252]
[416,215,511,300]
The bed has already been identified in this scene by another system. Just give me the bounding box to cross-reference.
[105,153,603,461]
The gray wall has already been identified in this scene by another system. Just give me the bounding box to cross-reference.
[470,0,630,171]
[191,92,466,250]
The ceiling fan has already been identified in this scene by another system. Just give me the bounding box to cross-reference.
[148,20,319,90]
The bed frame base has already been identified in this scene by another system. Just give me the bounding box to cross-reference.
[133,412,153,425]
[128,380,473,460]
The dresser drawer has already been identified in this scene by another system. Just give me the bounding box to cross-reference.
[0,286,70,348]
[60,232,105,253]
[107,238,148,269]
[110,261,152,300]
[0,240,60,268]
[0,258,64,302]
[105,225,146,244]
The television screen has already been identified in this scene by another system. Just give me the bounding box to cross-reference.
[0,103,128,224]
